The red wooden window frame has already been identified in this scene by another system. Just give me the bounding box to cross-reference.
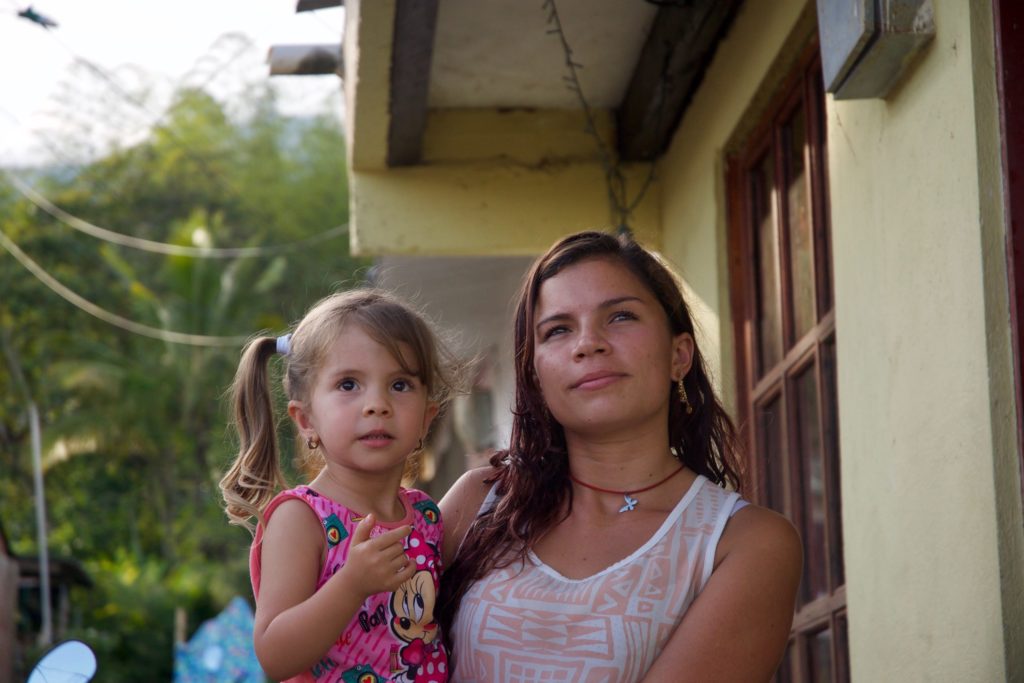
[727,45,848,683]
[994,0,1024,505]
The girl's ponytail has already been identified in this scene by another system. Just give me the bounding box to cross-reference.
[219,336,286,533]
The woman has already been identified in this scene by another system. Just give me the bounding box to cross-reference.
[438,231,801,682]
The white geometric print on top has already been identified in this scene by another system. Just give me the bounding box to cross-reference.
[450,476,740,683]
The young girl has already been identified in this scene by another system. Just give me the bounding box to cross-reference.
[220,289,456,683]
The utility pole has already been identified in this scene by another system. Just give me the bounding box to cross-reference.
[0,327,51,646]
[28,402,51,646]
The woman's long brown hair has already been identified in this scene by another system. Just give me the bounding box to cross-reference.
[437,231,743,634]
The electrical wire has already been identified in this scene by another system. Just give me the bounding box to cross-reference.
[0,109,349,258]
[542,0,659,236]
[41,29,245,198]
[310,8,344,38]
[0,105,84,168]
[176,33,253,94]
[0,226,252,346]
[6,17,339,195]
[2,172,349,258]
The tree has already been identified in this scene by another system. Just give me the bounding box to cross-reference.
[1,45,362,680]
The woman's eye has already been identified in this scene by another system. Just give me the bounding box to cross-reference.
[611,310,637,323]
[542,325,569,340]
[338,379,358,391]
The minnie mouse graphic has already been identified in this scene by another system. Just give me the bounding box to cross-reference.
[389,529,447,683]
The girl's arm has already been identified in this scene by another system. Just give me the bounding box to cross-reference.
[438,466,497,566]
[641,505,803,683]
[253,500,415,680]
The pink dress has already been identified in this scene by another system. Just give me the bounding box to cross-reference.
[449,475,741,683]
[251,486,448,683]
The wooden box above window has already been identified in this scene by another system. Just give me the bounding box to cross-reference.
[816,0,935,99]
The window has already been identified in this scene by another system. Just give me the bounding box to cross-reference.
[727,48,848,683]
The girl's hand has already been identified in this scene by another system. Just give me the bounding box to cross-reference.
[340,514,416,597]
[253,505,416,681]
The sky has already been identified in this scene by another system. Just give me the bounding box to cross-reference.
[0,0,345,165]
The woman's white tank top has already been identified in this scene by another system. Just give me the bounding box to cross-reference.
[449,474,741,683]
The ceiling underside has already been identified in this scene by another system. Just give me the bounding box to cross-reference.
[428,0,658,109]
[383,0,742,165]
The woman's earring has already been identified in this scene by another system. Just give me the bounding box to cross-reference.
[677,378,693,415]
[306,435,320,450]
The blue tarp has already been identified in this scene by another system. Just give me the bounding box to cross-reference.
[173,596,264,682]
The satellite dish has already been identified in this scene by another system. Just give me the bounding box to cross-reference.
[27,640,97,683]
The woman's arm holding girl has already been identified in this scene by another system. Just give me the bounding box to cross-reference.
[253,501,414,680]
[641,506,802,683]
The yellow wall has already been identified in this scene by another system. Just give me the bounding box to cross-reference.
[826,0,1022,678]
[346,105,660,255]
[657,0,1022,680]
[350,158,659,256]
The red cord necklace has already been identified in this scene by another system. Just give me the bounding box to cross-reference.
[569,464,686,513]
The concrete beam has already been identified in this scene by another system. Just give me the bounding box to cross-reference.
[388,0,440,166]
[350,160,660,256]
[343,0,395,171]
[617,0,742,162]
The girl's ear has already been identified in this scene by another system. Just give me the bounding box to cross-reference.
[288,399,314,436]
[671,332,695,381]
[421,401,440,436]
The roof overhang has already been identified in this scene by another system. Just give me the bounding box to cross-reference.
[341,0,740,255]
[296,0,342,13]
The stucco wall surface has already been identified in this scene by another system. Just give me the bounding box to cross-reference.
[658,0,1020,680]
[350,161,660,256]
[826,0,1012,679]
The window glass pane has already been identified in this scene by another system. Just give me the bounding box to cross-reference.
[759,395,786,514]
[810,68,833,315]
[822,337,845,588]
[785,105,816,341]
[836,614,851,683]
[807,626,833,683]
[752,151,782,373]
[794,364,827,603]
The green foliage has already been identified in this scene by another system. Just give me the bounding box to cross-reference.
[1,65,365,680]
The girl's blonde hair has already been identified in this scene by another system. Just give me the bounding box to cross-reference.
[219,288,459,532]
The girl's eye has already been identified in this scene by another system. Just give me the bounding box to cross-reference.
[338,379,358,391]
[392,379,415,392]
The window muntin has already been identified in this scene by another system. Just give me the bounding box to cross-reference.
[730,50,846,683]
